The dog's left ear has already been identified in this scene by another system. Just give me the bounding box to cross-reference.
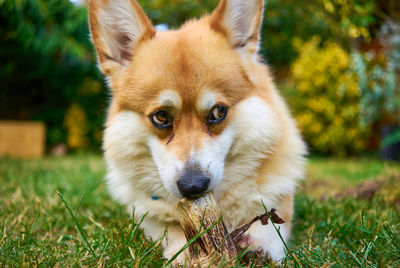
[210,0,264,58]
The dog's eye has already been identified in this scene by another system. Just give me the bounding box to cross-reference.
[151,111,172,129]
[208,106,227,124]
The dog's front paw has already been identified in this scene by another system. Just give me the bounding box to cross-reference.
[235,234,272,265]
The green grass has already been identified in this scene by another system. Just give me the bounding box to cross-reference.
[0,155,399,267]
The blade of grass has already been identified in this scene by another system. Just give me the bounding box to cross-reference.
[199,208,207,233]
[261,200,302,268]
[363,241,374,261]
[383,224,400,250]
[349,250,363,267]
[57,191,97,258]
[74,192,85,216]
[29,207,40,235]
[121,209,148,251]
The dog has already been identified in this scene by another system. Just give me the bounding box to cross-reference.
[89,0,307,263]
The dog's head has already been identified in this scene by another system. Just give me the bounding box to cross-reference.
[89,0,284,199]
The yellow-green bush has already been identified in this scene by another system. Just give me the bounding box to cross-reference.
[290,37,369,155]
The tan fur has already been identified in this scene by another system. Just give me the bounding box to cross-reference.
[89,0,307,263]
[277,194,294,232]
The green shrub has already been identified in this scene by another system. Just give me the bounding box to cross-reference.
[290,37,369,155]
[352,21,400,126]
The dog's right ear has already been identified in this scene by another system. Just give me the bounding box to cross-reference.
[89,0,155,75]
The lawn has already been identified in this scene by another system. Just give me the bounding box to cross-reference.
[0,155,399,267]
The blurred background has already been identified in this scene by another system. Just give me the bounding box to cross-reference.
[0,0,399,160]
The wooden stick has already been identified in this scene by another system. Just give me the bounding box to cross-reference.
[177,192,238,267]
[177,192,285,266]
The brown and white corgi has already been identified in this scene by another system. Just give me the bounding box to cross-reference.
[89,0,307,263]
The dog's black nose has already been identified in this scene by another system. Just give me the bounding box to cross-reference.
[177,169,210,197]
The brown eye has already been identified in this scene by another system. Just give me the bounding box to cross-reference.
[208,106,227,124]
[151,111,172,129]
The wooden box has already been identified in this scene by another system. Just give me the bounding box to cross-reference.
[0,121,46,158]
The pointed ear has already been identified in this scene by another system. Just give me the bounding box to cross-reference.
[210,0,264,56]
[89,0,156,75]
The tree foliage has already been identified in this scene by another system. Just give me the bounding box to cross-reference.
[139,0,377,69]
[0,0,106,150]
[0,0,390,154]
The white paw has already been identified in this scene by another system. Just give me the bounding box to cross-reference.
[237,221,288,263]
[235,233,272,265]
